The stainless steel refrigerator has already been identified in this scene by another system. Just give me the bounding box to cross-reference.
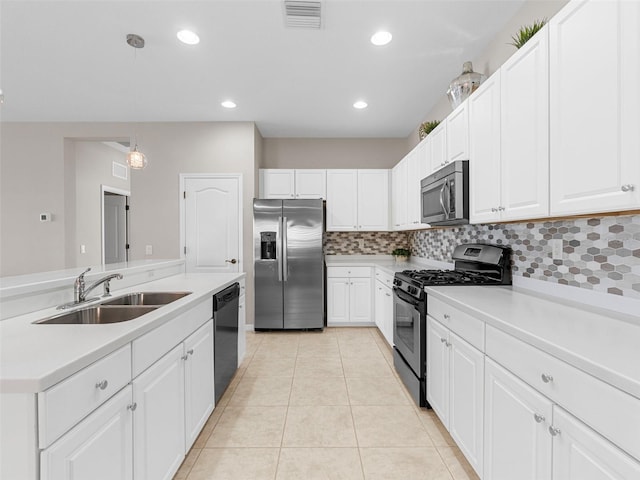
[254,199,324,330]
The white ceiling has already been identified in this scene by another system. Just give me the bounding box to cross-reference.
[0,0,525,138]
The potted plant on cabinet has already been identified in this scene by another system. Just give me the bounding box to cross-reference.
[391,248,411,263]
[418,120,441,140]
[509,18,547,49]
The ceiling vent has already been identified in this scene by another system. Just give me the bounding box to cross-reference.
[283,1,322,29]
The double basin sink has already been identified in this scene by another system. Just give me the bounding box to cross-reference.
[35,292,192,325]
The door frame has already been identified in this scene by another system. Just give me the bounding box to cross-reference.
[101,185,130,265]
[179,173,244,273]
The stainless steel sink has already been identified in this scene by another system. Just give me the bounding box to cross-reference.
[35,306,158,325]
[100,291,192,306]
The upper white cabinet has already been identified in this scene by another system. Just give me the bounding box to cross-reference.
[326,169,389,231]
[446,100,470,163]
[470,25,550,223]
[391,140,430,231]
[469,71,502,224]
[549,0,640,215]
[429,121,448,173]
[260,169,326,199]
[391,159,408,230]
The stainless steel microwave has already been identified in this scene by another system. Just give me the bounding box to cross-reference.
[420,160,469,226]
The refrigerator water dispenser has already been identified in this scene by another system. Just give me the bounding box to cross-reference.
[260,232,277,259]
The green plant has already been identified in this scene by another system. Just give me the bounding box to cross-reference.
[391,248,410,257]
[418,120,440,140]
[509,19,547,49]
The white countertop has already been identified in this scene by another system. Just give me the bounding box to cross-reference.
[426,285,640,400]
[0,272,244,393]
[325,255,453,275]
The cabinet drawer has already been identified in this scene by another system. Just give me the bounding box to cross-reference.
[38,344,132,448]
[428,296,485,351]
[374,268,394,288]
[132,297,212,378]
[486,325,640,460]
[327,266,371,278]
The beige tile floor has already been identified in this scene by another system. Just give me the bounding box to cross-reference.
[174,327,479,480]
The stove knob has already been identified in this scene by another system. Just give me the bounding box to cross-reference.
[393,279,401,286]
[408,286,417,295]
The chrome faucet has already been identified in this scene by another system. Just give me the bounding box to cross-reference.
[74,268,123,303]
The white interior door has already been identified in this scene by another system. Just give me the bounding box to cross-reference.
[183,175,241,273]
[103,191,128,265]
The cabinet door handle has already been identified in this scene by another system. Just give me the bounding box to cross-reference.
[443,314,450,320]
[127,402,137,411]
[187,349,194,356]
[181,354,190,361]
[548,426,561,436]
[533,413,545,423]
[621,184,635,192]
[440,337,447,343]
[95,380,108,390]
[385,293,391,297]
[541,373,554,383]
[491,207,497,213]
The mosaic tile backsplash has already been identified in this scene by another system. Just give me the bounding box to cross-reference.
[409,214,640,299]
[324,231,409,255]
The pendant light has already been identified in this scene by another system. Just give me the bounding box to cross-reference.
[126,34,148,170]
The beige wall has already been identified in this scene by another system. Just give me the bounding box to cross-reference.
[74,141,130,267]
[262,137,408,169]
[407,0,570,149]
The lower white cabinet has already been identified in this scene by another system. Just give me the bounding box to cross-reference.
[426,316,484,476]
[40,386,134,480]
[374,279,393,346]
[184,320,215,450]
[484,358,553,480]
[133,344,186,480]
[552,406,640,480]
[327,267,372,325]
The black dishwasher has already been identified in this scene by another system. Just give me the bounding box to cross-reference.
[213,282,239,403]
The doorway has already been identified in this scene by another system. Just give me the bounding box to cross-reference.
[180,174,243,274]
[102,186,130,265]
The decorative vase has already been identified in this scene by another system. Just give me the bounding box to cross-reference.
[394,255,409,263]
[446,61,486,109]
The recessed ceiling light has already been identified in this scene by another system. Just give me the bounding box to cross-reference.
[353,101,368,109]
[221,100,237,109]
[371,31,392,46]
[177,30,200,45]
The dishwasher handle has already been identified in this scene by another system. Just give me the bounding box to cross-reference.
[213,282,240,311]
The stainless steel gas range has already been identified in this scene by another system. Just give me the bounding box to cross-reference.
[392,243,512,408]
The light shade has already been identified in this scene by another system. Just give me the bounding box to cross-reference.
[127,146,147,170]
[371,31,392,46]
[177,30,200,45]
[221,100,237,109]
[353,101,368,109]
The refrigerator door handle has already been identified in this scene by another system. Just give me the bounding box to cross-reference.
[277,216,283,282]
[282,216,288,281]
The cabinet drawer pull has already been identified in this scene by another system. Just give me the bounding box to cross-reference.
[440,337,447,343]
[443,314,450,320]
[385,293,391,297]
[621,184,635,192]
[533,413,545,423]
[95,380,108,390]
[127,403,137,411]
[548,426,561,436]
[181,354,190,361]
[541,373,554,383]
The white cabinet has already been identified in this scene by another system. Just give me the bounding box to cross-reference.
[374,270,393,346]
[429,121,447,173]
[446,100,469,163]
[260,169,326,199]
[469,71,502,224]
[500,25,549,221]
[549,0,640,216]
[40,386,134,480]
[327,267,372,325]
[184,320,215,450]
[426,316,484,476]
[484,358,553,480]
[552,406,640,480]
[326,170,389,231]
[470,26,550,224]
[133,344,186,480]
[391,159,408,230]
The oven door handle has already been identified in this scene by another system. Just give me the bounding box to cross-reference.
[439,179,450,219]
[393,287,421,308]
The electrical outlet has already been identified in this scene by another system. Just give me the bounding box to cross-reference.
[358,239,365,250]
[80,244,86,254]
[145,245,153,255]
[550,239,563,260]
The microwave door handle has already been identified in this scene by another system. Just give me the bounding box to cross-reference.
[439,180,449,218]
[443,178,451,218]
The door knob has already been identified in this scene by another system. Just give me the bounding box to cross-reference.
[225,259,237,264]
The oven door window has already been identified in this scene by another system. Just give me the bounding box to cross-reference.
[393,289,421,359]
